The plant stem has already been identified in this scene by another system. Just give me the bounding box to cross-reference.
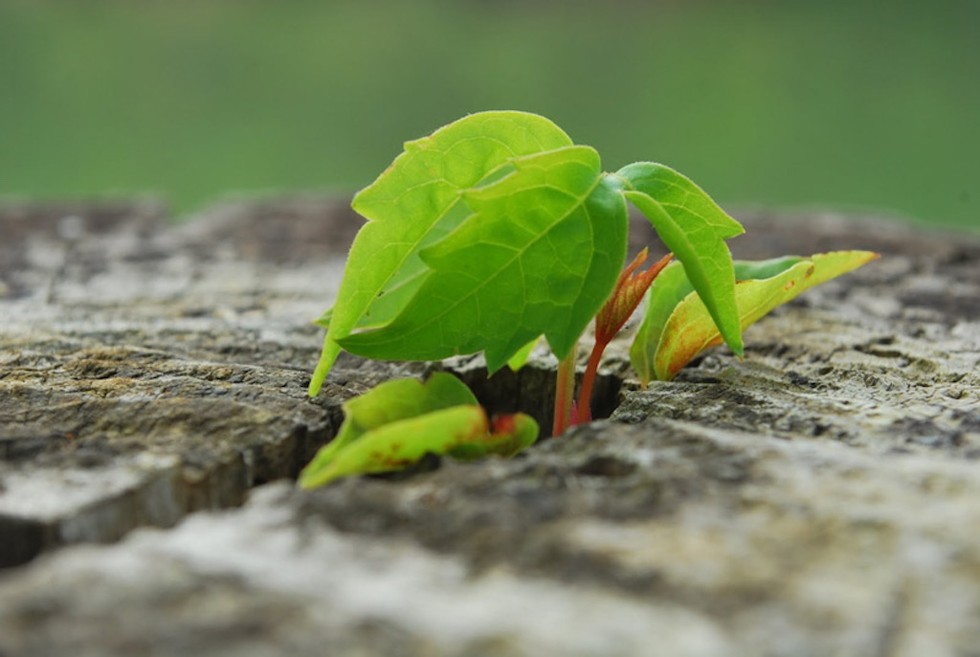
[577,338,606,424]
[552,344,578,436]
[573,250,672,428]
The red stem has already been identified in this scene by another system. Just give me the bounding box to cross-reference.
[576,338,607,424]
[573,252,672,427]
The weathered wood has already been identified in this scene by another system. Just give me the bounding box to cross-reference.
[0,198,978,656]
[0,198,407,567]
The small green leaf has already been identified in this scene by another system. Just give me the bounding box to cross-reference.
[631,255,806,383]
[449,413,539,460]
[313,307,333,329]
[652,261,813,382]
[635,250,878,382]
[298,374,539,489]
[299,372,476,487]
[309,111,573,396]
[734,255,806,281]
[300,405,491,488]
[506,337,539,371]
[628,261,692,385]
[340,147,629,373]
[618,162,745,357]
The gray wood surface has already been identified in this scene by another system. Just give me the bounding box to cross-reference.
[1,198,977,656]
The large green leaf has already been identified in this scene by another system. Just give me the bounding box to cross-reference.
[339,146,629,372]
[618,162,745,358]
[309,111,573,396]
[632,250,878,382]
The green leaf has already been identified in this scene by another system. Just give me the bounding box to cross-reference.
[309,111,573,396]
[299,372,476,487]
[449,413,539,460]
[506,337,539,371]
[633,250,878,382]
[297,373,539,488]
[629,261,694,385]
[631,255,806,382]
[618,162,745,357]
[734,255,806,281]
[300,405,489,488]
[339,146,629,373]
[313,307,333,329]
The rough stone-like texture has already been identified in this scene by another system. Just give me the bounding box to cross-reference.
[613,210,980,460]
[0,198,421,567]
[1,198,978,656]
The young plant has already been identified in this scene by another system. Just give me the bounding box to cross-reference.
[303,111,876,485]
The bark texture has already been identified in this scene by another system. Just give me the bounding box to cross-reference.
[0,198,977,656]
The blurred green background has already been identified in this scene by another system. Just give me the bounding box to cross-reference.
[1,0,977,229]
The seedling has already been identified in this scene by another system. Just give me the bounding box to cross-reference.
[302,111,876,486]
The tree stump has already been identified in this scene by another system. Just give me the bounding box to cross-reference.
[0,198,977,656]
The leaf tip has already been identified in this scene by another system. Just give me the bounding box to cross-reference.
[720,325,744,358]
[309,338,342,397]
[307,371,326,398]
[297,462,335,489]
